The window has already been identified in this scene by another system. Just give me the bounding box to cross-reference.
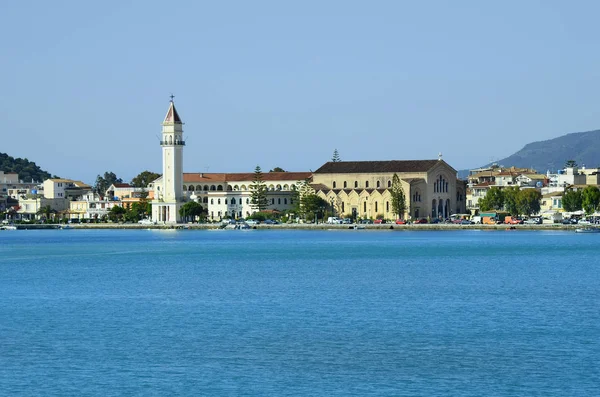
[363,201,366,212]
[386,201,389,212]
[333,181,337,189]
[354,181,358,188]
[225,199,228,204]
[231,198,236,204]
[246,198,249,204]
[278,198,281,204]
[284,198,287,204]
[388,181,391,188]
[342,202,345,213]
[218,199,221,204]
[344,181,347,188]
[271,198,275,204]
[365,181,369,188]
[217,186,223,191]
[377,181,380,188]
[375,202,378,212]
[211,199,214,204]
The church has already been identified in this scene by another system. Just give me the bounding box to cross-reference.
[150,99,466,223]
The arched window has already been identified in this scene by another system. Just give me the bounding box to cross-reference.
[388,180,391,188]
[204,185,209,191]
[354,181,358,188]
[188,186,194,191]
[365,181,369,188]
[278,198,281,204]
[343,181,347,188]
[196,185,201,191]
[225,199,228,204]
[231,198,236,204]
[363,201,367,212]
[271,198,275,204]
[386,201,389,212]
[217,185,223,191]
[183,185,187,191]
[333,181,337,189]
[211,199,214,204]
[377,181,380,188]
[203,197,208,203]
[246,198,249,204]
[227,186,232,191]
[211,185,216,191]
[284,198,288,204]
[375,201,378,212]
[218,199,221,204]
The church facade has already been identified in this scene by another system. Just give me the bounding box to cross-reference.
[311,159,467,220]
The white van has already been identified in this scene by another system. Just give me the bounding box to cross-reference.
[471,216,482,224]
[327,217,342,224]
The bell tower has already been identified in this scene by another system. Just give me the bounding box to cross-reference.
[152,96,185,223]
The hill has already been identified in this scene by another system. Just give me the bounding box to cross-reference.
[0,152,55,182]
[460,129,600,178]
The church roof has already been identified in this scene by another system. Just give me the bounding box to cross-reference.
[183,172,311,183]
[314,160,447,174]
[163,101,182,124]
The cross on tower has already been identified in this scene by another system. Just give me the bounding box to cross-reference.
[169,94,175,102]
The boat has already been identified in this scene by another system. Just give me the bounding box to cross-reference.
[1,225,17,230]
[60,225,74,230]
[575,227,600,233]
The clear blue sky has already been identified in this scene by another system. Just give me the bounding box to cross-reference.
[3,0,600,184]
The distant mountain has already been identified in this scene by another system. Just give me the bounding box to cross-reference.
[459,129,600,178]
[0,152,55,182]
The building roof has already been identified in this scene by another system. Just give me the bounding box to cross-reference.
[183,172,312,184]
[163,100,182,124]
[314,160,447,174]
[112,183,133,188]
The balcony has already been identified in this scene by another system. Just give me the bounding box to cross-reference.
[160,140,186,146]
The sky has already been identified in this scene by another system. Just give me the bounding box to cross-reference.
[3,0,600,184]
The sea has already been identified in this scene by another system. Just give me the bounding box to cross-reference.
[1,228,598,396]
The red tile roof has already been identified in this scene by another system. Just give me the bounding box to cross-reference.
[314,160,448,174]
[183,172,311,183]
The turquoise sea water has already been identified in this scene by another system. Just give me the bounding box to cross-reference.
[1,229,599,396]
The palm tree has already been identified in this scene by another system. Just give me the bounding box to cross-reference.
[36,205,56,222]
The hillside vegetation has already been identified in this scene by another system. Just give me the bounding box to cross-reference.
[0,152,55,182]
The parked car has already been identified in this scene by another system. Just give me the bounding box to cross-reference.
[562,218,578,225]
[414,218,428,224]
[374,219,386,224]
[524,217,542,225]
[460,219,474,225]
[395,219,407,224]
[138,218,156,225]
[342,218,353,224]
[245,219,260,225]
[360,219,373,224]
[263,219,279,225]
[327,217,343,224]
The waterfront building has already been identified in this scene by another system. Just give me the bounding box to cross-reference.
[310,157,467,220]
[151,99,185,223]
[149,172,311,221]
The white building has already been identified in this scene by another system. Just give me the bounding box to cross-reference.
[152,99,185,223]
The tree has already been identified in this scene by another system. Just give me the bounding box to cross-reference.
[562,189,582,212]
[94,172,123,196]
[131,171,161,187]
[565,160,578,168]
[300,194,328,221]
[332,149,341,162]
[478,187,504,211]
[250,165,268,211]
[179,201,205,223]
[516,189,541,216]
[36,205,56,222]
[269,167,286,172]
[108,206,126,222]
[503,186,520,216]
[581,186,600,215]
[390,173,406,220]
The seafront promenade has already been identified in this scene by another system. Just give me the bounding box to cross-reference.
[5,223,580,231]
